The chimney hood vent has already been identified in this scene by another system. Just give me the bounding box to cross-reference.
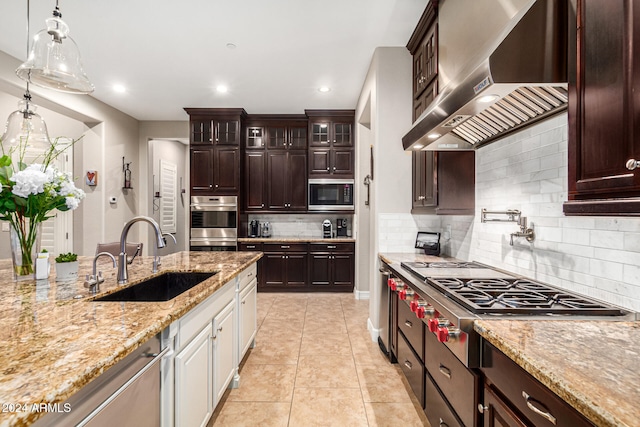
[402,0,568,151]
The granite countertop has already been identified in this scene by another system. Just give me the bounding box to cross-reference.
[238,236,355,243]
[475,320,640,427]
[0,251,262,427]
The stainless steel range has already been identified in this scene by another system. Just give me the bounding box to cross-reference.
[389,260,633,368]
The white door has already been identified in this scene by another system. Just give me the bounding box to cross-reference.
[41,139,74,254]
[213,300,236,405]
[239,280,257,360]
[175,324,213,427]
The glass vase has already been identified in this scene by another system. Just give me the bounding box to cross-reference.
[9,220,42,282]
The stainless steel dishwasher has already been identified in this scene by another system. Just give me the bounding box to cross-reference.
[33,334,167,427]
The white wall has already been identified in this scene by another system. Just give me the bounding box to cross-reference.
[377,113,640,313]
[0,50,140,256]
[354,47,413,335]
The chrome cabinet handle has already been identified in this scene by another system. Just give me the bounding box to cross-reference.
[333,167,336,171]
[404,360,412,369]
[246,245,256,249]
[281,245,290,249]
[477,404,489,414]
[438,418,449,427]
[261,203,264,208]
[522,391,556,425]
[404,320,413,328]
[327,245,337,249]
[326,167,330,171]
[626,159,640,170]
[438,364,451,379]
[418,195,426,200]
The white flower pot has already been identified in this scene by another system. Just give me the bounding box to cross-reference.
[55,261,79,282]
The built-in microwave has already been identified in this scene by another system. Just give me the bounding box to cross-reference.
[308,179,354,211]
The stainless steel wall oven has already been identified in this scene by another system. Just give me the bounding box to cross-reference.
[190,196,238,251]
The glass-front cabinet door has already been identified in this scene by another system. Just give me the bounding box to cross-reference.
[267,127,287,149]
[332,122,352,146]
[289,126,307,149]
[310,122,330,146]
[215,120,239,145]
[191,119,213,144]
[246,127,264,149]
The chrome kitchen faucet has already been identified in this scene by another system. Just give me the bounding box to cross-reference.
[117,216,166,284]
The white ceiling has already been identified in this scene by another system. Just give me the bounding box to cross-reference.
[0,0,427,121]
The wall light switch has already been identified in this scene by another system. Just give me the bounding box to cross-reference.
[1,222,9,232]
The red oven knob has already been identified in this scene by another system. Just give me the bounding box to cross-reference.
[416,305,426,318]
[387,278,394,288]
[436,326,451,343]
[428,318,440,332]
[399,288,414,300]
[410,299,420,312]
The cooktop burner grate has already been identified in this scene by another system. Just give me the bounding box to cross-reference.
[400,261,486,269]
[426,277,625,315]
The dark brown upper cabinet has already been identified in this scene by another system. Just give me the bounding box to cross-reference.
[407,1,438,123]
[185,108,246,196]
[305,110,355,178]
[412,151,475,215]
[564,0,640,215]
[267,151,307,212]
[245,126,265,149]
[243,150,266,211]
[267,124,307,150]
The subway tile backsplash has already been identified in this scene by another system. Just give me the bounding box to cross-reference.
[247,214,353,238]
[378,113,640,312]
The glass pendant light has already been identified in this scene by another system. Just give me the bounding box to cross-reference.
[1,92,52,162]
[2,0,52,161]
[16,1,94,94]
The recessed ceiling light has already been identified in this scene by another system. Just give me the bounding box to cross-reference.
[113,84,126,93]
[414,144,424,150]
[477,94,498,103]
[428,133,440,139]
[226,43,237,49]
[216,85,228,93]
[318,86,331,93]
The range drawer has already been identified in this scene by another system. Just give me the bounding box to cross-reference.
[398,298,424,361]
[425,372,463,427]
[239,242,263,251]
[425,330,478,427]
[481,341,594,427]
[263,243,308,252]
[308,242,354,252]
[398,332,425,407]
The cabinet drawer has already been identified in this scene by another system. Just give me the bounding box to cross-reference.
[481,341,594,427]
[239,242,263,251]
[398,299,424,361]
[425,372,463,427]
[238,263,257,291]
[263,243,308,252]
[398,332,425,407]
[308,242,354,252]
[425,329,478,427]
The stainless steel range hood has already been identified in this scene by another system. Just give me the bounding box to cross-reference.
[402,0,568,151]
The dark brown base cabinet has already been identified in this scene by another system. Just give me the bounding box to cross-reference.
[308,243,354,291]
[238,241,354,292]
[262,243,308,290]
[481,341,594,427]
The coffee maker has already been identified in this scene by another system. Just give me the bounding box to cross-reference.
[322,219,333,239]
[336,218,348,237]
[249,220,260,237]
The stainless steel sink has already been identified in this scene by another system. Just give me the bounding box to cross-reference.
[93,272,216,302]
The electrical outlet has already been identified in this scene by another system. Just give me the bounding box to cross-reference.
[444,224,452,240]
[1,222,10,232]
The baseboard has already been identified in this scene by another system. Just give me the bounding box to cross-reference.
[354,290,370,300]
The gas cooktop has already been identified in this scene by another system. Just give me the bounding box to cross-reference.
[428,277,625,315]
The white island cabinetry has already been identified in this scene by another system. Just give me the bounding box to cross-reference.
[162,262,257,427]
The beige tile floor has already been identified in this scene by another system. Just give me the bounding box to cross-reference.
[209,293,429,427]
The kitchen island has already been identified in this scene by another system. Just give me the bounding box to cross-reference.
[0,251,261,427]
